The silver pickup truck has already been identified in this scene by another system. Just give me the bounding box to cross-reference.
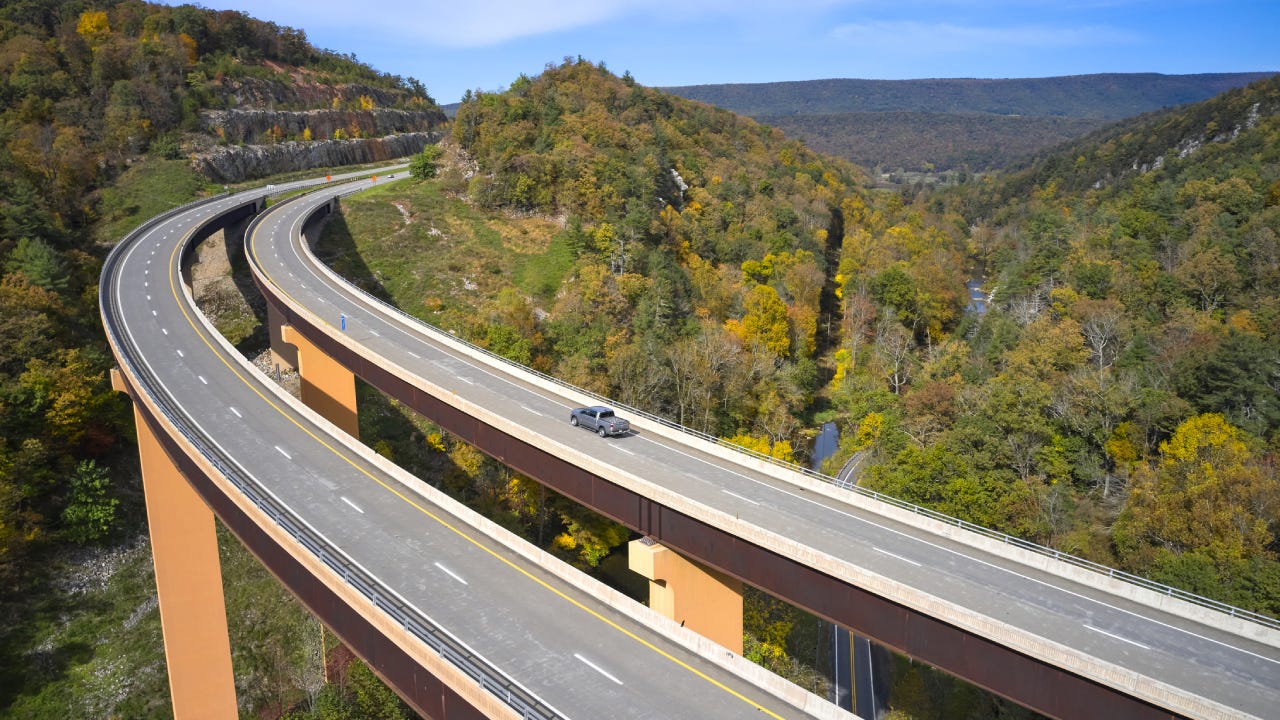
[569,406,631,437]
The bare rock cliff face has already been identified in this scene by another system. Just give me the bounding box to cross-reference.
[217,77,418,111]
[201,108,442,144]
[192,132,442,183]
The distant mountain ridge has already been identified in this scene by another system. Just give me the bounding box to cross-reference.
[663,72,1277,119]
[753,111,1107,175]
[1007,72,1280,193]
[661,72,1276,175]
[450,73,1277,174]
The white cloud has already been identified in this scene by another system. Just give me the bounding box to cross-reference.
[829,20,1139,52]
[181,0,640,46]
[229,0,852,48]
[392,1,643,47]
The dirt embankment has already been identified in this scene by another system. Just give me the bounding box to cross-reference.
[187,224,301,397]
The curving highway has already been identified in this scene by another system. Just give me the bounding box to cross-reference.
[244,177,1280,720]
[101,171,850,720]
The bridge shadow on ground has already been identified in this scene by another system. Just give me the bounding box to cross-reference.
[207,208,395,359]
[310,211,396,310]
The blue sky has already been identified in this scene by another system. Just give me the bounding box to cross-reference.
[164,0,1278,104]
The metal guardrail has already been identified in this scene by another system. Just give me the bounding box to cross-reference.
[291,187,1280,634]
[101,190,563,720]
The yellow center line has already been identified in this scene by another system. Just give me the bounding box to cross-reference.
[158,193,786,719]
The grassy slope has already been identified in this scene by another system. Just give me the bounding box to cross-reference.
[93,160,221,245]
[316,180,565,324]
[1,525,323,719]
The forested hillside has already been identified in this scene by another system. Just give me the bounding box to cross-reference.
[842,75,1280,615]
[331,61,1274,717]
[446,60,945,449]
[665,73,1277,118]
[756,111,1106,177]
[432,65,1280,621]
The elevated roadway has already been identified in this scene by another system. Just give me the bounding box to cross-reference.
[101,171,849,720]
[246,178,1280,720]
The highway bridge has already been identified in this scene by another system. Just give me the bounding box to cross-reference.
[105,170,1280,719]
[101,171,848,720]
[247,177,1280,719]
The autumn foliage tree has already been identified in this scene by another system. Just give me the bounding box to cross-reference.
[1114,414,1277,566]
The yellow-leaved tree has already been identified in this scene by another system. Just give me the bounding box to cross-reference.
[723,433,794,462]
[1114,413,1278,567]
[726,284,790,358]
[76,11,110,42]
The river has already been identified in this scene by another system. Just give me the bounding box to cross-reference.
[964,261,992,316]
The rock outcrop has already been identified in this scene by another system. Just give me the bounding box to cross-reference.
[191,132,442,183]
[201,108,442,144]
[215,76,424,112]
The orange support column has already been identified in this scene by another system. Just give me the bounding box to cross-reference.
[280,324,359,439]
[113,370,238,719]
[266,302,298,372]
[629,537,744,653]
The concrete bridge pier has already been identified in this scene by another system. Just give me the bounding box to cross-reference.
[112,370,238,719]
[276,322,359,439]
[629,537,744,653]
